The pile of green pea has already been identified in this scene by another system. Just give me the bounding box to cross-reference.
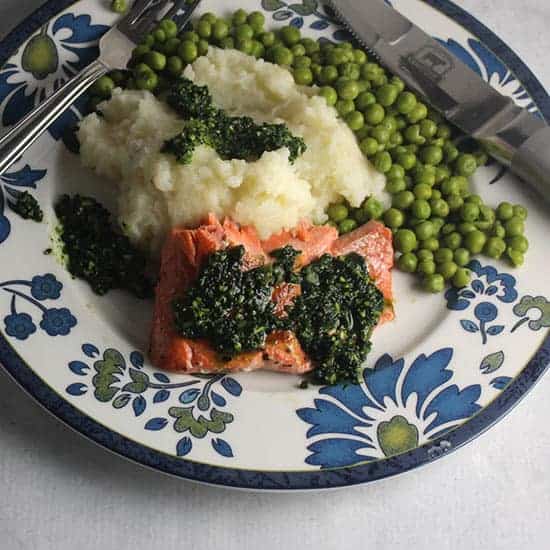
[95,6,529,294]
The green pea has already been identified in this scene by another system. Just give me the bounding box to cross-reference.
[418,261,437,277]
[153,28,166,43]
[437,124,452,140]
[178,40,198,63]
[291,44,306,58]
[420,237,440,252]
[420,145,443,165]
[135,70,158,91]
[398,252,418,273]
[319,86,338,106]
[389,131,403,148]
[301,38,320,55]
[248,11,266,30]
[232,9,248,25]
[344,110,364,131]
[364,104,385,125]
[417,249,434,262]
[415,221,435,241]
[111,0,127,14]
[311,63,322,79]
[327,203,349,222]
[418,119,437,139]
[454,248,470,267]
[280,25,301,46]
[260,31,276,47]
[293,67,313,85]
[413,166,436,186]
[211,20,229,42]
[429,198,449,218]
[407,103,428,123]
[385,178,406,195]
[412,183,431,200]
[444,196,461,213]
[293,55,311,69]
[513,204,528,220]
[337,80,360,100]
[455,153,477,177]
[363,197,384,219]
[443,142,459,163]
[273,46,293,65]
[411,199,431,220]
[431,189,443,200]
[506,247,524,267]
[452,268,471,288]
[441,223,456,236]
[396,91,417,114]
[492,221,506,239]
[250,40,265,58]
[484,237,506,259]
[355,91,375,111]
[352,207,370,225]
[336,99,355,117]
[440,176,460,196]
[383,208,405,229]
[392,190,414,209]
[376,84,399,106]
[387,164,405,181]
[404,124,426,145]
[374,151,392,173]
[394,229,417,253]
[437,261,458,280]
[434,248,454,264]
[339,218,358,234]
[356,80,370,93]
[338,62,360,80]
[460,202,480,222]
[166,55,183,76]
[495,202,514,221]
[464,230,487,254]
[507,235,529,253]
[90,75,115,98]
[163,37,181,55]
[360,137,379,157]
[143,51,166,71]
[371,126,390,144]
[236,38,253,54]
[504,216,525,237]
[196,20,212,40]
[219,36,234,50]
[396,152,416,171]
[444,232,462,250]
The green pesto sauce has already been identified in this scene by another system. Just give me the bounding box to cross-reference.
[162,78,307,165]
[11,191,43,222]
[172,246,384,385]
[54,195,152,298]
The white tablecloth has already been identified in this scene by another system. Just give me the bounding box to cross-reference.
[1,2,549,549]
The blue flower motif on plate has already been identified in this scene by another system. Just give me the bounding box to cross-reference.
[0,14,108,146]
[4,312,36,340]
[297,348,481,468]
[65,345,243,459]
[0,274,76,340]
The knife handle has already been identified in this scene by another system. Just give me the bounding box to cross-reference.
[511,126,550,199]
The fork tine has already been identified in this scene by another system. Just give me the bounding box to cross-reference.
[165,0,202,30]
[119,0,156,28]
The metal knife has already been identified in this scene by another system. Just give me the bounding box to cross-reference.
[327,0,550,199]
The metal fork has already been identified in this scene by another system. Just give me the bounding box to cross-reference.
[0,0,202,176]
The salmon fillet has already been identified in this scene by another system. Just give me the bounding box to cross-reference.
[150,215,393,374]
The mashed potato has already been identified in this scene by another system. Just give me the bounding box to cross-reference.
[78,48,386,255]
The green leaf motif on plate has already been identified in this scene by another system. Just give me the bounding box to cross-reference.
[479,351,504,374]
[288,0,318,16]
[122,367,150,394]
[169,407,234,439]
[262,0,287,11]
[92,349,126,402]
[377,415,419,457]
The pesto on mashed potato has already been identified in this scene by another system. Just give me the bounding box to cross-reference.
[77,47,386,256]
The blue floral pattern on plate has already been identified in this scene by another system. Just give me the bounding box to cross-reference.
[66,344,243,459]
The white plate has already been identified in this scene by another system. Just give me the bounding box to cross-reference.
[0,0,549,490]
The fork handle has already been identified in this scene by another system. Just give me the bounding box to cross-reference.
[0,59,108,176]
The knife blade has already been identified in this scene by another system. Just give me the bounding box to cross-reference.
[327,0,550,199]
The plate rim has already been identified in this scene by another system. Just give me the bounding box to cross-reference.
[0,0,549,491]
